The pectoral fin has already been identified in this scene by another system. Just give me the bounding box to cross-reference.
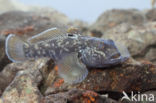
[57,53,88,84]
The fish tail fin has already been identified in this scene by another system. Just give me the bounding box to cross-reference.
[5,34,29,62]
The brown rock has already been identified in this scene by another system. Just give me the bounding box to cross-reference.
[43,89,118,103]
[0,10,88,39]
[44,58,156,95]
[0,35,10,71]
[0,11,68,37]
[0,52,155,102]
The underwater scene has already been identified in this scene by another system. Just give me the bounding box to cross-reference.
[0,0,156,103]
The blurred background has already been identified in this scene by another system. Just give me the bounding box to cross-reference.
[18,0,152,23]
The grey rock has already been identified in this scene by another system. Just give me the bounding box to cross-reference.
[0,0,71,25]
[146,8,156,21]
[0,58,50,102]
[91,9,146,34]
[145,48,156,64]
[102,23,156,64]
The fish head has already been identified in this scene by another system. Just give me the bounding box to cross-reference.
[97,39,130,65]
[80,39,127,67]
[96,39,121,59]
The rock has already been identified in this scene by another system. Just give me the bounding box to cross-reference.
[0,10,88,38]
[0,58,50,97]
[42,89,118,103]
[0,47,155,103]
[0,63,22,96]
[0,35,10,71]
[90,9,146,34]
[0,0,88,36]
[0,0,29,14]
[68,20,89,35]
[146,8,156,21]
[90,30,103,37]
[44,58,156,96]
[0,58,51,102]
[0,11,69,37]
[102,22,156,64]
[0,0,71,25]
[31,7,71,26]
[145,48,156,64]
[0,58,119,103]
[2,71,42,103]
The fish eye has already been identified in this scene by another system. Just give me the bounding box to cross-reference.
[68,33,74,36]
[67,33,79,39]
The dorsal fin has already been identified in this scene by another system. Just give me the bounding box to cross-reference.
[27,28,66,44]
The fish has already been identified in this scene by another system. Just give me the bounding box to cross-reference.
[5,28,130,84]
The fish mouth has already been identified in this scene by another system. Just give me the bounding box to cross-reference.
[109,52,129,63]
[110,52,121,59]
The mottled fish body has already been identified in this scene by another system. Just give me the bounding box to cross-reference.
[5,28,130,84]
